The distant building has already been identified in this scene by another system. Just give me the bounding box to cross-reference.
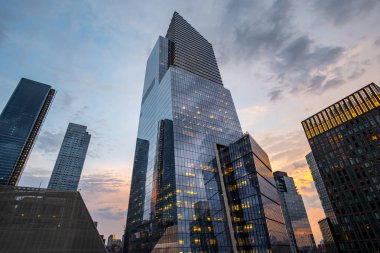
[318,218,340,253]
[100,235,106,245]
[305,153,336,223]
[0,78,55,185]
[107,234,115,247]
[317,240,326,253]
[106,234,122,253]
[48,123,91,191]
[302,83,380,252]
[0,185,106,252]
[274,171,316,253]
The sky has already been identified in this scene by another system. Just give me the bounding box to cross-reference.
[1,0,380,244]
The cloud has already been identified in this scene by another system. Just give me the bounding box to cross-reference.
[268,88,283,101]
[221,0,351,100]
[313,0,380,26]
[79,170,131,235]
[79,173,130,193]
[258,130,319,196]
[18,167,52,188]
[309,75,326,90]
[73,105,89,119]
[347,68,365,80]
[94,207,127,221]
[375,37,380,47]
[36,130,64,153]
[323,78,345,90]
[62,92,75,107]
[237,105,268,130]
[227,0,293,58]
[274,36,345,88]
[306,207,325,243]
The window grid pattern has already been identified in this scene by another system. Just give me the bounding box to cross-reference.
[302,83,380,140]
[274,172,316,253]
[0,78,55,185]
[219,135,290,252]
[0,186,107,252]
[303,84,380,252]
[172,67,242,253]
[48,123,91,191]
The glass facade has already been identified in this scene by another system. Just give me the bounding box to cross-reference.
[166,12,223,85]
[124,12,289,253]
[48,123,91,191]
[274,171,316,253]
[218,134,290,253]
[0,185,107,253]
[0,78,55,185]
[305,153,336,224]
[302,83,380,252]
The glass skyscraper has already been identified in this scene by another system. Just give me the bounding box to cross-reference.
[274,171,316,253]
[305,153,336,224]
[124,12,290,253]
[306,152,340,253]
[302,83,380,252]
[0,78,55,185]
[48,123,91,191]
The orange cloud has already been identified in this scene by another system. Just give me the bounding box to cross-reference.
[256,130,324,244]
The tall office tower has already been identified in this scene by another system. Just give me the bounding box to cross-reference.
[48,123,90,191]
[274,171,316,253]
[124,12,290,253]
[0,78,55,185]
[302,83,380,252]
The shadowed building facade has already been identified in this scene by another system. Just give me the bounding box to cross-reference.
[305,153,336,224]
[274,171,316,253]
[124,12,290,253]
[0,78,55,185]
[48,123,91,191]
[302,83,380,252]
[0,185,107,253]
[306,153,339,253]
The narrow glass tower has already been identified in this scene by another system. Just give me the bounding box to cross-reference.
[48,123,91,191]
[274,171,316,253]
[124,12,289,253]
[0,78,55,185]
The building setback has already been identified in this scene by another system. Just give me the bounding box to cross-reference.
[0,78,55,185]
[302,83,380,252]
[217,134,290,252]
[274,171,316,253]
[123,12,290,253]
[48,123,91,191]
[0,185,107,253]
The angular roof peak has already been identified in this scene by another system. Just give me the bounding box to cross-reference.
[165,11,223,85]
